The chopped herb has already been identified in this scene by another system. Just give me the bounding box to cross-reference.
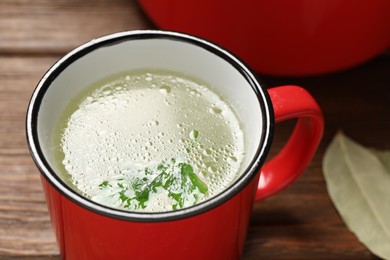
[157,163,167,171]
[99,180,109,189]
[189,129,199,141]
[180,163,208,194]
[192,130,199,139]
[119,191,129,202]
[169,192,184,209]
[97,159,208,211]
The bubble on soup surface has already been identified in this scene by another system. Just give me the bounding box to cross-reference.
[159,85,171,94]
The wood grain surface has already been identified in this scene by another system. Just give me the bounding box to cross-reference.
[0,0,389,259]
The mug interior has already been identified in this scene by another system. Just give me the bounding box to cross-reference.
[27,31,272,220]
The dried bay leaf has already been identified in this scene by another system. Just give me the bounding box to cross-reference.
[323,132,390,259]
[371,149,390,174]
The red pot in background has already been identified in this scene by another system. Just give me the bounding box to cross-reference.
[139,0,390,76]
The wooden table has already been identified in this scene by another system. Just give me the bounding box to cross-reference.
[0,1,388,259]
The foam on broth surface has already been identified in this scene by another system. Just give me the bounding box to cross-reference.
[54,70,245,212]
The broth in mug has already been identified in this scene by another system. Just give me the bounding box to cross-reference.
[53,70,245,212]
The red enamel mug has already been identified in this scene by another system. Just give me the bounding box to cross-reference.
[26,30,324,259]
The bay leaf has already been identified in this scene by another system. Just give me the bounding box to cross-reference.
[371,149,390,174]
[323,131,390,259]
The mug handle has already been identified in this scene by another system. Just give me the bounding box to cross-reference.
[255,85,324,201]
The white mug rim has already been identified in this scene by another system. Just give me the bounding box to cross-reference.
[26,30,274,222]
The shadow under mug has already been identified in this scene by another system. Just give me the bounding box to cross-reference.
[26,30,324,259]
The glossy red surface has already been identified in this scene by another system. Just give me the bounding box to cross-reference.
[256,86,324,201]
[41,175,259,259]
[139,0,390,76]
[40,86,323,259]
